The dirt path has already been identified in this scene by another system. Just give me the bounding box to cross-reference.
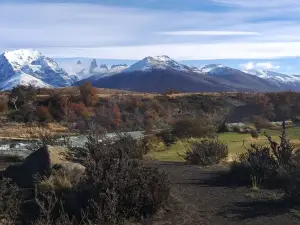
[149,161,300,225]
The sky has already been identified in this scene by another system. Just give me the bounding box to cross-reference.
[1,0,300,73]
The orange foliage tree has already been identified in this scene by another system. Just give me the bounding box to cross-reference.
[80,81,97,106]
[36,106,53,122]
[112,104,121,127]
[71,103,91,120]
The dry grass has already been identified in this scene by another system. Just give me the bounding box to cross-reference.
[0,123,69,140]
[38,166,83,192]
[47,146,69,164]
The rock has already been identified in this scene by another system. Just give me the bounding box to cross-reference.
[4,145,51,187]
[3,145,85,188]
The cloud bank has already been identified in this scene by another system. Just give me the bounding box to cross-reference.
[241,62,280,70]
[0,1,300,62]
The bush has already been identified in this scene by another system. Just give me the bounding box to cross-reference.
[66,134,170,223]
[232,125,242,133]
[140,135,166,153]
[251,115,271,130]
[20,133,169,224]
[172,118,216,139]
[112,134,146,159]
[156,129,176,146]
[229,122,298,190]
[185,139,228,166]
[250,129,259,139]
[0,178,22,224]
[217,121,230,133]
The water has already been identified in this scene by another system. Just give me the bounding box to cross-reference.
[0,131,145,157]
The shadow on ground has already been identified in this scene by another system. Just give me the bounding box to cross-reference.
[219,198,298,220]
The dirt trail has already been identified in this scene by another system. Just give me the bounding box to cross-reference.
[149,161,300,225]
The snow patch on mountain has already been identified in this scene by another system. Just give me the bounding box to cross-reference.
[0,49,76,90]
[201,64,226,73]
[0,73,51,90]
[4,49,41,70]
[124,55,203,74]
[245,69,300,84]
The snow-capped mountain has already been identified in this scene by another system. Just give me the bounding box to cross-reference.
[68,59,129,80]
[89,55,279,93]
[124,55,203,74]
[0,74,51,91]
[245,69,300,89]
[0,49,77,90]
[201,64,226,73]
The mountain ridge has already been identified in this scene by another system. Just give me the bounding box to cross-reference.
[0,49,77,90]
[1,49,300,92]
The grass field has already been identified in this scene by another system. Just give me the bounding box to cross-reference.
[146,127,300,162]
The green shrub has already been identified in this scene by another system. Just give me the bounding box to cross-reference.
[140,135,166,153]
[185,139,228,166]
[217,122,230,133]
[250,129,259,139]
[251,115,271,130]
[232,125,242,133]
[172,118,216,139]
[156,129,176,146]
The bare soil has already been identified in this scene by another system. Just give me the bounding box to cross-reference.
[1,159,300,225]
[148,161,300,225]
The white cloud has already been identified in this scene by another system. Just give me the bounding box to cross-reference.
[41,42,300,60]
[0,2,300,61]
[157,31,260,36]
[212,0,300,8]
[241,62,280,71]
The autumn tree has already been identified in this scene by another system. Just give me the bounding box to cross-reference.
[36,106,53,122]
[112,103,121,127]
[48,94,68,121]
[80,81,97,106]
[10,85,37,110]
[144,110,155,132]
[71,103,90,120]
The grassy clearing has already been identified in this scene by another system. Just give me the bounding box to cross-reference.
[147,127,300,162]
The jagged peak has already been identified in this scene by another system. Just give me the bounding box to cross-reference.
[100,64,108,69]
[3,49,42,67]
[111,64,128,69]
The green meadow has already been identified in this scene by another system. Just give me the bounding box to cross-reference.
[147,127,300,162]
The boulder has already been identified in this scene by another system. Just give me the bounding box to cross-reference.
[3,145,85,188]
[4,145,51,187]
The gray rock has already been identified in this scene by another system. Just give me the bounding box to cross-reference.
[4,145,51,187]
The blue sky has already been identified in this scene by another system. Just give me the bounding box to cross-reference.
[1,0,300,73]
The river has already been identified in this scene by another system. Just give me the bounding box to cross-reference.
[0,131,145,157]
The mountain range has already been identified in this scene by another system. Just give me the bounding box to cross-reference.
[1,49,300,92]
[0,49,77,90]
